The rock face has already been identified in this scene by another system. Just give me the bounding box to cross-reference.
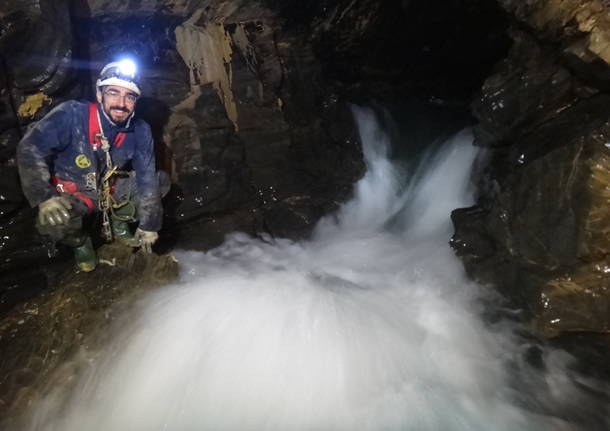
[500,0,610,68]
[452,0,610,336]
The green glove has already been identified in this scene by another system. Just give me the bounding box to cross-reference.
[135,228,159,253]
[38,196,72,226]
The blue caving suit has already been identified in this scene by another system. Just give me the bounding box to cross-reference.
[17,100,162,239]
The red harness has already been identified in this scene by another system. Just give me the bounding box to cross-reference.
[87,103,126,149]
[52,103,127,212]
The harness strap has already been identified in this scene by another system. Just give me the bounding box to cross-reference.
[51,177,95,211]
[89,103,132,242]
[53,104,129,239]
[88,103,99,148]
[88,103,127,149]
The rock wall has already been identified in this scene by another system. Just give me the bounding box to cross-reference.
[0,0,81,312]
[452,0,610,336]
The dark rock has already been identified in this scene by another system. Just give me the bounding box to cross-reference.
[306,0,511,103]
[5,19,71,91]
[0,166,24,218]
[472,30,597,147]
[263,195,325,240]
[0,270,48,316]
[161,209,260,251]
[0,128,20,163]
[0,168,48,311]
[0,63,19,135]
[538,261,610,336]
[454,11,610,335]
[499,0,610,80]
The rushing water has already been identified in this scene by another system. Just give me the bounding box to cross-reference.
[26,107,606,430]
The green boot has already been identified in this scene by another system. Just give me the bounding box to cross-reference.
[63,232,97,272]
[74,235,97,272]
[111,201,139,247]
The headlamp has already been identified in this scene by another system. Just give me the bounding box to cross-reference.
[96,59,142,96]
[117,59,137,78]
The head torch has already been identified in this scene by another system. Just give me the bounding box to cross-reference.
[96,59,142,96]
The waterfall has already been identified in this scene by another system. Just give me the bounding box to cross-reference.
[25,107,604,431]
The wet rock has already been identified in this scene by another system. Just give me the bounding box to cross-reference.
[451,0,610,337]
[454,24,610,335]
[472,30,597,147]
[0,129,19,163]
[538,260,610,336]
[499,0,610,72]
[478,95,610,268]
[162,208,260,251]
[0,167,24,218]
[262,195,326,240]
[0,0,78,143]
[0,167,53,315]
[162,7,365,242]
[3,9,73,93]
[165,85,258,219]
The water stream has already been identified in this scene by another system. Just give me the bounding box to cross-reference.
[25,107,606,430]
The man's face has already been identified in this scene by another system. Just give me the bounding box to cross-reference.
[96,85,138,125]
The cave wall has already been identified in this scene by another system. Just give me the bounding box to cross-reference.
[452,0,610,336]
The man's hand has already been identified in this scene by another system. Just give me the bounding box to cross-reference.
[38,196,72,226]
[135,228,159,253]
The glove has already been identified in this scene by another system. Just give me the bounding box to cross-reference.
[38,196,72,226]
[135,228,159,253]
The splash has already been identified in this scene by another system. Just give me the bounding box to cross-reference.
[26,107,601,430]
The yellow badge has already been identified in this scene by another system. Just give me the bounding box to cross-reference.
[75,154,91,168]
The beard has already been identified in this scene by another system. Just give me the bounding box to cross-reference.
[105,105,132,125]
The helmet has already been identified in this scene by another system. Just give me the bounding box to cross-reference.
[96,59,141,96]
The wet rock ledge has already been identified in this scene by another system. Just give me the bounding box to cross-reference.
[451,0,610,337]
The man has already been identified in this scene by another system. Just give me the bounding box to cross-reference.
[17,59,162,272]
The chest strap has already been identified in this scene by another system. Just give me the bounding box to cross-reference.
[88,103,126,242]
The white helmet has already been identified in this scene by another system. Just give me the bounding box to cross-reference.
[96,59,141,96]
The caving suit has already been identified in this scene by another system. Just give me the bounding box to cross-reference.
[16,100,162,242]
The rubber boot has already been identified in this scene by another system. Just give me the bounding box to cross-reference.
[63,232,97,272]
[111,201,139,247]
[74,236,97,272]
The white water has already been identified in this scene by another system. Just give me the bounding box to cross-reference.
[27,107,596,430]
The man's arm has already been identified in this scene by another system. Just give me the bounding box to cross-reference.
[17,102,74,207]
[132,122,162,233]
